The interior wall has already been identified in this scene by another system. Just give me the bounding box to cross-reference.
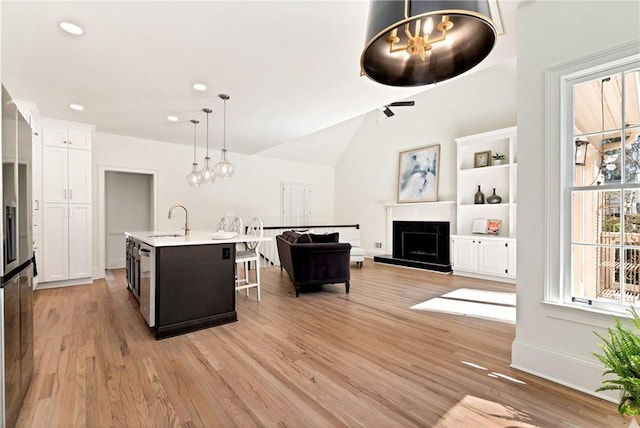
[334,59,517,254]
[513,0,640,399]
[105,171,152,268]
[91,132,335,276]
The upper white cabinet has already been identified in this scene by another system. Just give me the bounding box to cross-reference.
[42,125,91,150]
[42,125,91,204]
[42,146,91,204]
[452,126,517,282]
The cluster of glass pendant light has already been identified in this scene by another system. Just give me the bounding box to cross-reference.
[186,94,235,187]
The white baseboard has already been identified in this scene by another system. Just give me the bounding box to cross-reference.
[37,277,93,290]
[511,339,616,404]
[453,270,516,284]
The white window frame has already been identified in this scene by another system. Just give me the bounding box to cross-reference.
[544,41,640,315]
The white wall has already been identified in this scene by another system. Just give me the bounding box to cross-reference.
[513,1,640,399]
[334,59,517,254]
[92,132,335,276]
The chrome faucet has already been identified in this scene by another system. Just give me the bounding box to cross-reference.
[168,204,190,236]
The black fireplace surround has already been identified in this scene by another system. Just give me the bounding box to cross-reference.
[374,221,451,272]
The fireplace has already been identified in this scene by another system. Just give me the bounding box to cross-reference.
[375,221,451,272]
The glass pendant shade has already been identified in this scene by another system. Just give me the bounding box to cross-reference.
[214,149,234,178]
[360,0,497,86]
[187,162,203,187]
[200,156,216,183]
[186,119,203,187]
[215,93,234,178]
[199,108,216,183]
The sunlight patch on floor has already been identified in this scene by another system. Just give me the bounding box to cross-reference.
[410,288,516,323]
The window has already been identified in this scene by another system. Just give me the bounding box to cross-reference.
[554,48,640,313]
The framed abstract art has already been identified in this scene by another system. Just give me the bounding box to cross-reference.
[397,144,440,203]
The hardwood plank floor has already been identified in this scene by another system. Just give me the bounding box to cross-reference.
[17,261,626,427]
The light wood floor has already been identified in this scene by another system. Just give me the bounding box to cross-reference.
[17,261,626,427]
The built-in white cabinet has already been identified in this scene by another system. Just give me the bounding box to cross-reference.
[42,126,91,204]
[40,121,94,286]
[452,126,517,283]
[451,236,516,281]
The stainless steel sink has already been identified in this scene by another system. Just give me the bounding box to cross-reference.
[147,233,184,238]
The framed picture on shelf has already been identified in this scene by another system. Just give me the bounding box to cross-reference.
[487,219,502,235]
[474,150,491,168]
[472,218,488,234]
[397,144,440,203]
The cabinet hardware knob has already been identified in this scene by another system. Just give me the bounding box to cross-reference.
[505,269,508,274]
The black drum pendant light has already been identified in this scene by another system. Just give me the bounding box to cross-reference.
[361,0,497,87]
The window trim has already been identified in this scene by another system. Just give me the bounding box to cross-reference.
[544,41,640,314]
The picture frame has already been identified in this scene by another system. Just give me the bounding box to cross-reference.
[472,218,488,234]
[397,144,440,203]
[474,150,491,168]
[487,219,502,235]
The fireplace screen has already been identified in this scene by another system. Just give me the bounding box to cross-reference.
[393,221,450,266]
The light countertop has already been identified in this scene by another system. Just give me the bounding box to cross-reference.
[125,231,271,247]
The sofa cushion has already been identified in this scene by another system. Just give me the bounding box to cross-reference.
[308,232,339,243]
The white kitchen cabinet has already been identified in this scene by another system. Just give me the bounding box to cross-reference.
[42,204,69,282]
[40,121,94,287]
[451,235,516,282]
[42,203,92,282]
[42,140,91,204]
[42,125,91,150]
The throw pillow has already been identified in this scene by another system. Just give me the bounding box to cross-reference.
[309,232,339,243]
[297,233,312,244]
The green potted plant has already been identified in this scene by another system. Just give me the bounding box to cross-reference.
[594,307,640,418]
[492,152,506,165]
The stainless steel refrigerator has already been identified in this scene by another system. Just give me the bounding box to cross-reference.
[1,85,34,428]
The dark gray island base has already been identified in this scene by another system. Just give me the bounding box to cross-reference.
[154,243,236,339]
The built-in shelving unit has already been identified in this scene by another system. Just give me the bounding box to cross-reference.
[452,126,517,282]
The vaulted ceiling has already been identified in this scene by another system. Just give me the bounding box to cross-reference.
[1,1,520,163]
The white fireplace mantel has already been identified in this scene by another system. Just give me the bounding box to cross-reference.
[383,201,456,254]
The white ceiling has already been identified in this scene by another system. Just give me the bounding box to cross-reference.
[1,1,520,163]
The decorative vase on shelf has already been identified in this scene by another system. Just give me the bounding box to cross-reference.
[474,185,485,204]
[487,188,502,204]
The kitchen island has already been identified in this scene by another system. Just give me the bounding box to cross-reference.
[125,231,269,339]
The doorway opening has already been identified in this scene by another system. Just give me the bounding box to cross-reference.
[98,167,157,276]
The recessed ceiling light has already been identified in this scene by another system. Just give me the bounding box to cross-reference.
[192,83,207,92]
[58,21,84,36]
[69,104,84,111]
[167,115,178,122]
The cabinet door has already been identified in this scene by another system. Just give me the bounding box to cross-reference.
[452,237,478,271]
[506,240,517,277]
[67,149,91,203]
[477,239,508,276]
[42,203,69,281]
[42,126,68,148]
[42,146,67,203]
[67,130,91,150]
[68,204,92,279]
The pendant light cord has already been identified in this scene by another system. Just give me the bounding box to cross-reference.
[191,119,199,163]
[203,108,212,156]
[223,98,227,151]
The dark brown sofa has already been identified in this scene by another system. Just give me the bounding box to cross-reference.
[276,231,351,297]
